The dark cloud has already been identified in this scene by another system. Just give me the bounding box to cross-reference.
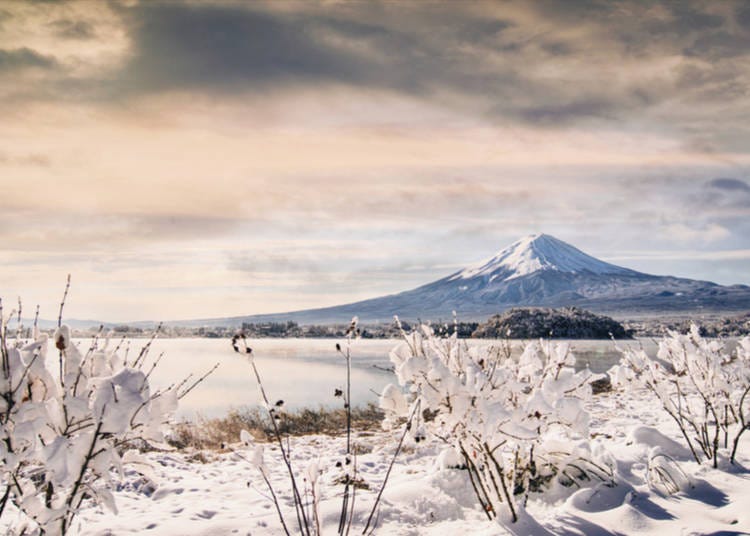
[684,30,750,59]
[679,177,750,227]
[100,1,745,128]
[707,178,750,193]
[527,0,725,60]
[539,41,572,56]
[0,47,57,72]
[668,4,725,33]
[115,3,381,93]
[50,18,96,39]
[530,0,620,22]
[738,3,750,27]
[4,0,750,145]
[454,18,513,45]
[112,1,518,98]
[0,9,11,28]
[514,98,617,125]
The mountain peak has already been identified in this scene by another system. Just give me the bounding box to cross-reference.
[450,234,636,282]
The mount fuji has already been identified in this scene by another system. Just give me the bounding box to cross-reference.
[198,234,750,325]
[447,233,637,282]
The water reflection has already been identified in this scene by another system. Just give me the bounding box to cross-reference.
[142,338,397,418]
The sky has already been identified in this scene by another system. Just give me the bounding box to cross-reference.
[1,0,750,322]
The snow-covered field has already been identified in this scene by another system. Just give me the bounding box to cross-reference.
[59,387,750,535]
[2,327,748,535]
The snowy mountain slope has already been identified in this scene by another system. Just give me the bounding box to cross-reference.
[186,234,750,326]
[449,233,638,282]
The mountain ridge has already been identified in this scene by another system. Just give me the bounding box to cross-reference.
[178,234,750,327]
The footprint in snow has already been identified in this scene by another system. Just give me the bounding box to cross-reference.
[151,487,184,500]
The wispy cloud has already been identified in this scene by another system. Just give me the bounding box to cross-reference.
[609,249,750,262]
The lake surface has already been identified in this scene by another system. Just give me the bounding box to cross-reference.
[108,337,653,418]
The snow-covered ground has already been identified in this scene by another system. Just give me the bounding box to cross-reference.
[49,387,750,535]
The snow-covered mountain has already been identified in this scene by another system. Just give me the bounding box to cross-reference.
[448,233,637,283]
[190,234,750,326]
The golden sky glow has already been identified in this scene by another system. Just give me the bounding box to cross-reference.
[1,0,749,321]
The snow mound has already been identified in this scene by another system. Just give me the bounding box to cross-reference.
[628,426,692,460]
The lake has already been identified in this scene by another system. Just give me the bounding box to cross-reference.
[112,337,651,419]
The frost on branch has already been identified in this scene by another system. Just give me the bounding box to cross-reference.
[380,323,613,523]
[0,299,180,535]
[612,324,750,467]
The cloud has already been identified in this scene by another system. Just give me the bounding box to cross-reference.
[609,249,750,262]
[0,151,50,166]
[690,178,750,217]
[738,3,750,26]
[49,18,96,39]
[82,1,742,143]
[662,222,731,244]
[706,178,750,193]
[120,4,489,93]
[102,2,543,102]
[107,0,533,107]
[114,3,370,93]
[2,0,749,142]
[515,98,618,125]
[684,30,750,60]
[0,47,57,72]
[0,211,244,252]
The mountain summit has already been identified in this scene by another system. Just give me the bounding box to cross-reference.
[449,233,637,283]
[191,234,750,326]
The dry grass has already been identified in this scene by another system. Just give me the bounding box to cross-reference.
[168,403,385,450]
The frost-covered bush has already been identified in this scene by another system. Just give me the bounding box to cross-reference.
[612,325,750,467]
[379,322,613,523]
[0,298,181,535]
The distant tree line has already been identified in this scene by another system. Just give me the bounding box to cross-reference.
[625,312,750,338]
[66,309,750,340]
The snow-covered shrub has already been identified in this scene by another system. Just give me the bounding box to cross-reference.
[612,325,750,466]
[379,321,612,523]
[0,295,184,535]
[646,452,690,496]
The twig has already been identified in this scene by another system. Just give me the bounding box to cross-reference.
[131,323,162,369]
[58,274,71,329]
[178,362,219,400]
[57,275,71,388]
[338,339,353,536]
[62,419,103,534]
